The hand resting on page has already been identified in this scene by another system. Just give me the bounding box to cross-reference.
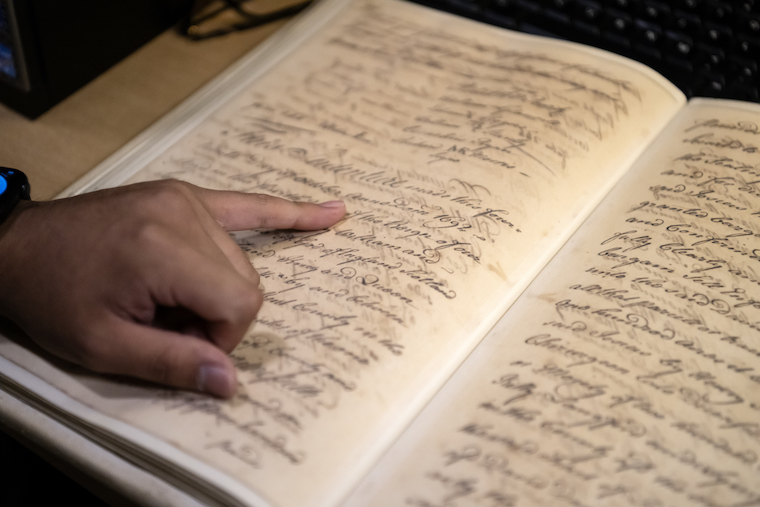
[0,180,346,398]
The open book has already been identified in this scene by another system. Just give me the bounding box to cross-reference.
[2,0,760,505]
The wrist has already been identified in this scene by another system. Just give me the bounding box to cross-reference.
[0,198,38,322]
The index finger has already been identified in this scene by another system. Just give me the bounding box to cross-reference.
[195,190,346,232]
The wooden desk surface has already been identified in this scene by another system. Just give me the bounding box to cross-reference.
[0,20,287,200]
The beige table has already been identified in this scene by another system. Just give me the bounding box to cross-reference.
[0,18,287,200]
[0,16,291,506]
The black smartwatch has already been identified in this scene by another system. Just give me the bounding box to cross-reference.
[0,168,31,224]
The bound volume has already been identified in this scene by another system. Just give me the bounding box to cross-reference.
[2,0,759,505]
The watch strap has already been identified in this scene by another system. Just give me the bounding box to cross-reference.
[0,168,31,224]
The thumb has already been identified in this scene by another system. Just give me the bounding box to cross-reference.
[91,318,238,397]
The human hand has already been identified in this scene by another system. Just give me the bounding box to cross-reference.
[0,180,345,398]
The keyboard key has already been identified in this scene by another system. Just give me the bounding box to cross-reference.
[704,0,733,21]
[695,43,726,74]
[640,0,671,24]
[607,0,632,10]
[634,18,662,46]
[663,30,694,58]
[480,6,519,28]
[545,8,572,25]
[696,72,727,96]
[674,0,701,13]
[729,55,759,83]
[735,11,760,34]
[603,8,633,34]
[703,21,733,45]
[736,0,758,14]
[490,0,521,17]
[541,0,575,28]
[546,0,576,12]
[673,10,702,35]
[410,0,760,102]
[701,44,726,64]
[575,0,602,22]
[515,0,541,13]
[446,0,482,14]
[664,54,694,75]
[736,34,760,56]
[726,83,760,101]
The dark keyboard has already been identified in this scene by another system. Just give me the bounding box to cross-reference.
[407,0,760,102]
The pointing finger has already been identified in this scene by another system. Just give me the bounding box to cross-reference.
[196,189,346,232]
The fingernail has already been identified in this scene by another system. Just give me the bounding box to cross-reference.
[319,200,344,208]
[197,364,235,398]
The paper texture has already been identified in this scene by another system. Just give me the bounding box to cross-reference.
[345,99,760,507]
[0,0,685,506]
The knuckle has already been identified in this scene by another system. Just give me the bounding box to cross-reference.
[245,192,273,205]
[133,219,165,245]
[250,268,261,287]
[141,180,198,218]
[238,283,262,317]
[152,178,194,197]
[226,282,261,326]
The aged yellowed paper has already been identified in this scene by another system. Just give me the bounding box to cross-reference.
[345,99,760,507]
[0,0,684,505]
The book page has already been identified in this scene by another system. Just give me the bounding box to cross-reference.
[0,0,683,505]
[344,99,760,507]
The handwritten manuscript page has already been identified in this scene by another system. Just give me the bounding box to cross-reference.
[345,99,760,507]
[0,0,683,505]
